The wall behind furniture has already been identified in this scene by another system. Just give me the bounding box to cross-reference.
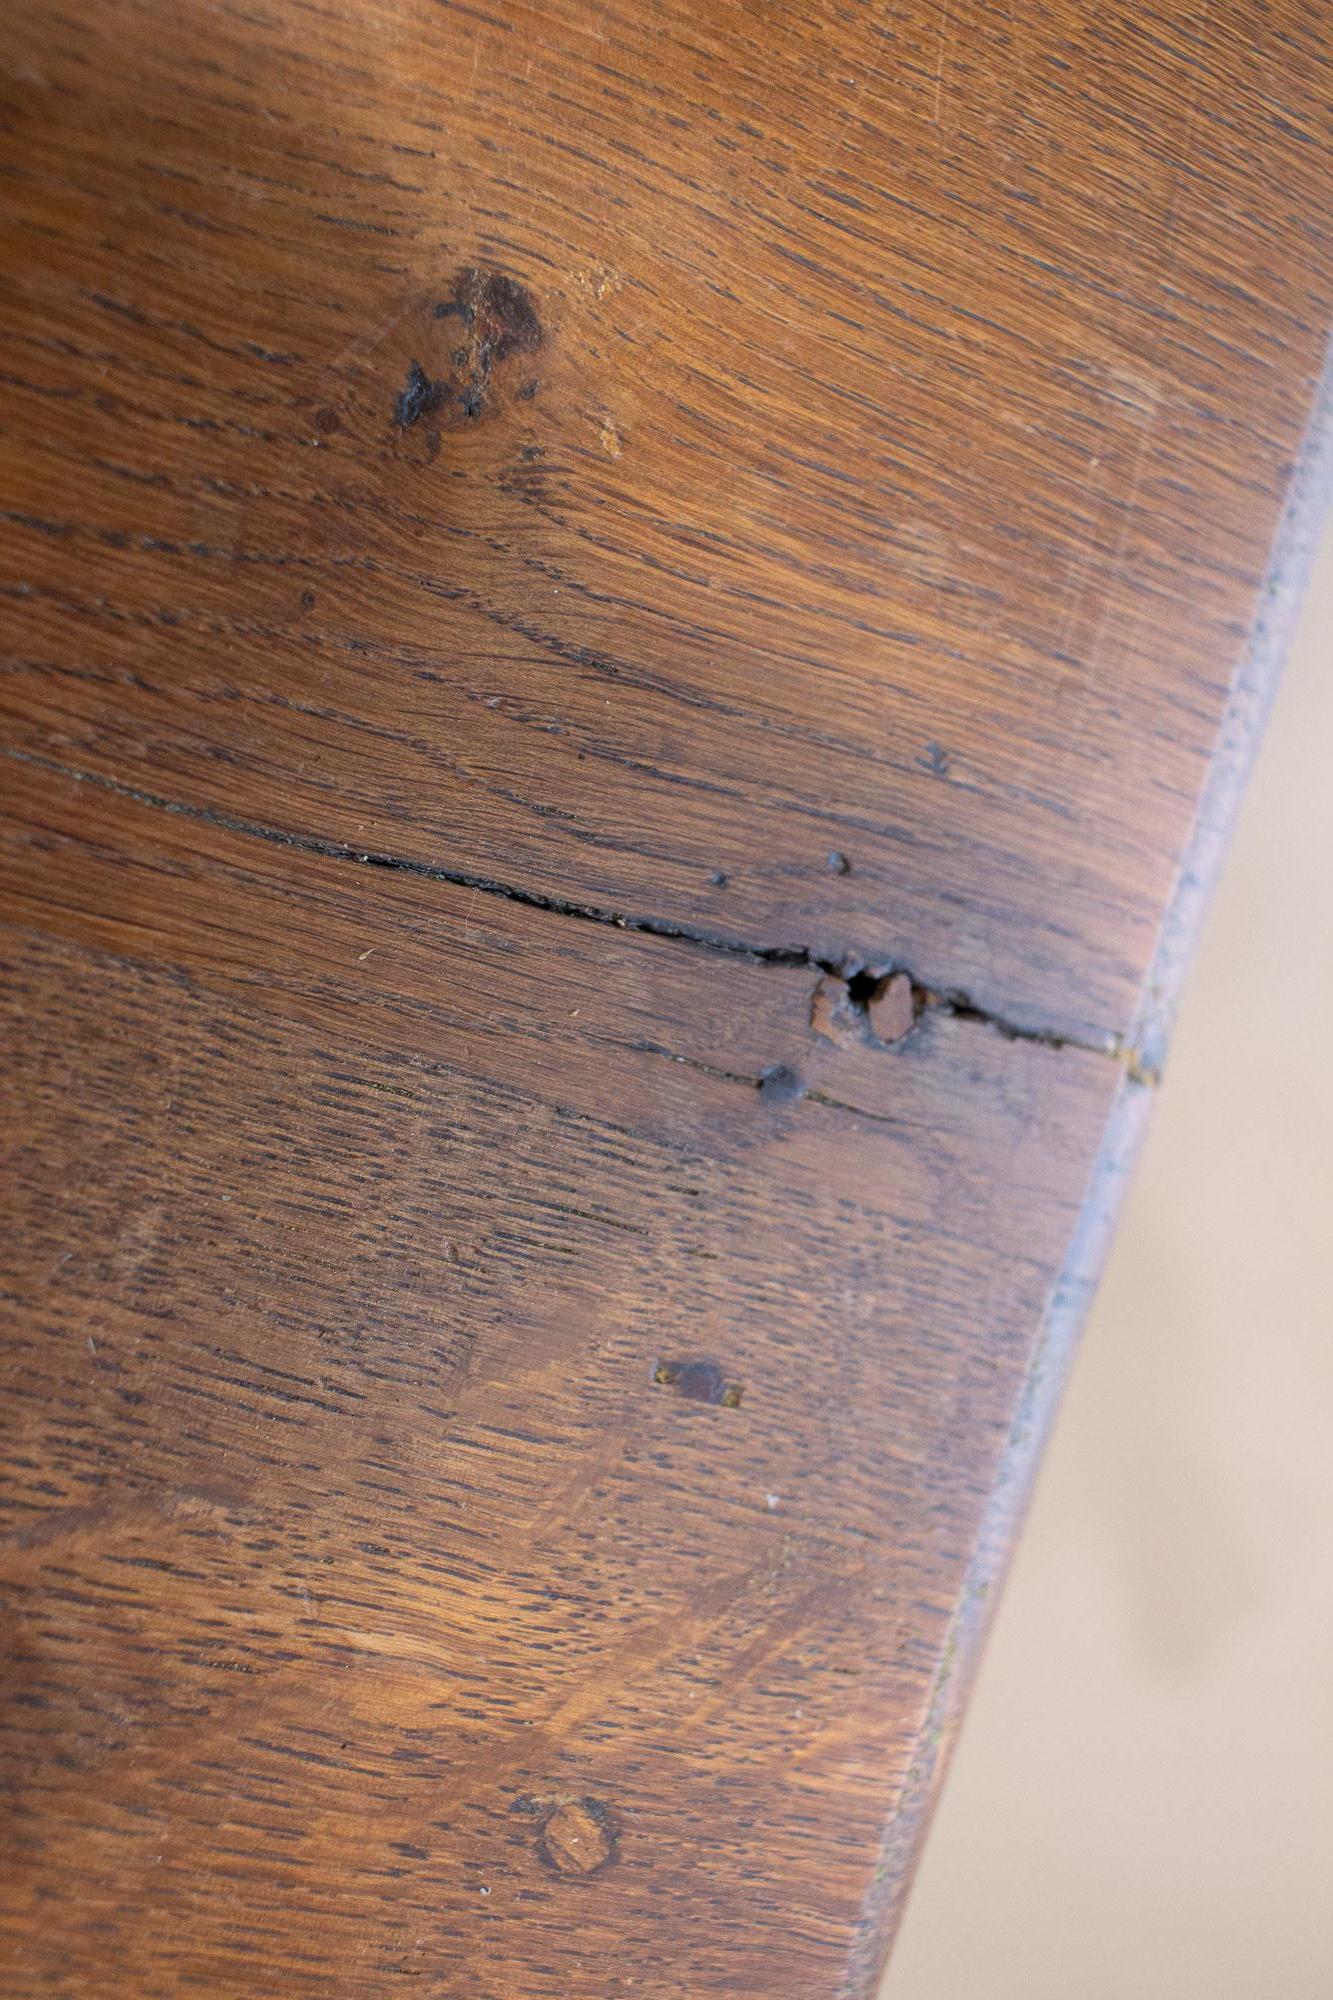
[886,518,1333,1998]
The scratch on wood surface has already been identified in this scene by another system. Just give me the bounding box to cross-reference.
[1,1484,249,1556]
[933,0,952,127]
[1055,374,1163,670]
[1082,398,1160,671]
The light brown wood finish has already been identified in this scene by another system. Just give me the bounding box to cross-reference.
[0,2,1329,1993]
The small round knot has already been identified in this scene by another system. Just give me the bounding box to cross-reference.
[536,1797,617,1878]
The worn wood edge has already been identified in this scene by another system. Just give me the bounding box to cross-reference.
[845,1071,1152,1996]
[851,328,1333,1998]
[1133,328,1333,1076]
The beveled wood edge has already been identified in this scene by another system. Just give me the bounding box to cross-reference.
[856,326,1333,1997]
[1133,332,1333,1077]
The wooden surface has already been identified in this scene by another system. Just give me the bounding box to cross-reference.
[1,2,1330,1994]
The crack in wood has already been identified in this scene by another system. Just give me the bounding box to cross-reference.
[1,748,1156,1080]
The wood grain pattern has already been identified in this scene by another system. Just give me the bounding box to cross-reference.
[0,0,1330,1992]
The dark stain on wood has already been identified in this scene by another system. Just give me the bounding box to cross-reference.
[651,1358,744,1408]
[757,1062,807,1104]
[391,270,542,432]
[437,267,543,421]
[394,357,447,428]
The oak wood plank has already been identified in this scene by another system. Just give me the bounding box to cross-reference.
[2,0,1329,1048]
[1,0,1330,1992]
[0,756,1120,1997]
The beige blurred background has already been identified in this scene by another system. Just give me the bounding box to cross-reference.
[885,518,1333,1998]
